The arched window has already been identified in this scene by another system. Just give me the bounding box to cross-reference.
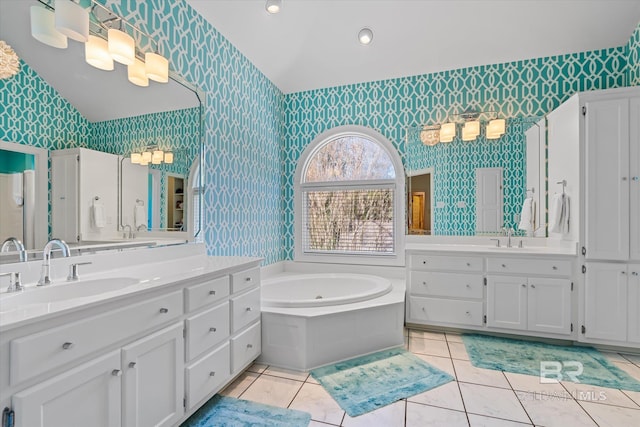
[294,125,405,265]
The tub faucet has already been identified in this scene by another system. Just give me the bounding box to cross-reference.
[37,238,71,286]
[1,237,27,262]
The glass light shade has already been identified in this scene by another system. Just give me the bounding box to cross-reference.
[128,58,148,87]
[358,28,373,45]
[130,153,141,164]
[139,159,149,166]
[54,0,89,42]
[486,118,506,139]
[265,0,282,14]
[145,52,168,83]
[108,28,135,65]
[152,150,164,164]
[85,35,113,71]
[462,120,480,141]
[141,151,152,163]
[163,152,174,164]
[30,6,68,49]
[439,122,456,143]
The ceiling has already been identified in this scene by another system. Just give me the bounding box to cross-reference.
[0,0,199,123]
[187,0,640,94]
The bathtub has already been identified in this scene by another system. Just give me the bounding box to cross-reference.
[259,272,405,371]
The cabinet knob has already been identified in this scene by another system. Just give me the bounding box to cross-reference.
[423,260,427,264]
[465,311,470,316]
[552,266,558,270]
[422,281,427,286]
[522,284,526,288]
[209,371,216,377]
[466,263,471,267]
[632,272,638,276]
[247,344,253,349]
[245,277,252,282]
[210,327,217,332]
[246,307,252,312]
[128,362,136,369]
[622,177,628,181]
[209,290,216,295]
[632,176,639,181]
[622,271,627,275]
[111,369,122,377]
[531,284,536,289]
[466,284,471,288]
[502,264,507,268]
[62,342,74,350]
[159,308,169,313]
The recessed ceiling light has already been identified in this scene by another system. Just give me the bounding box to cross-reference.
[265,0,282,14]
[358,27,373,45]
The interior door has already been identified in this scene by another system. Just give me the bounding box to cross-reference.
[475,168,503,233]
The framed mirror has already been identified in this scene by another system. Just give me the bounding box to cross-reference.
[0,0,204,249]
[405,116,546,237]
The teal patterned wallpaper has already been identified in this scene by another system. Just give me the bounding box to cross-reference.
[628,22,640,86]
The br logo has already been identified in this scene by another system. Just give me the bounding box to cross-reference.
[539,361,584,383]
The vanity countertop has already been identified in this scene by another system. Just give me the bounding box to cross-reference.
[405,242,578,256]
[0,244,262,331]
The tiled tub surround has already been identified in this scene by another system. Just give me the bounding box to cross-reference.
[259,266,405,371]
[0,243,262,426]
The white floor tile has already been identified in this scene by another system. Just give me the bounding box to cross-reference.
[219,371,259,398]
[453,359,511,389]
[468,414,533,427]
[601,351,633,364]
[613,361,640,381]
[307,375,320,385]
[446,333,464,343]
[414,354,456,377]
[246,362,268,374]
[288,383,345,425]
[409,330,446,341]
[448,341,471,360]
[621,389,640,406]
[460,383,530,424]
[504,372,567,394]
[407,380,465,411]
[239,375,303,408]
[580,400,640,427]
[561,382,639,408]
[620,353,640,366]
[409,337,451,357]
[406,402,468,427]
[516,390,595,427]
[263,366,309,382]
[341,400,405,427]
[309,421,340,427]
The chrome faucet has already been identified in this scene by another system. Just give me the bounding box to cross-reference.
[503,227,515,248]
[1,237,27,262]
[0,271,23,292]
[37,238,71,286]
[122,224,133,239]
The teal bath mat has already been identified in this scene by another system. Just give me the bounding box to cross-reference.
[181,395,311,427]
[462,334,640,392]
[311,347,454,417]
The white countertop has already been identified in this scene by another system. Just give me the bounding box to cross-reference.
[405,243,577,256]
[0,244,262,331]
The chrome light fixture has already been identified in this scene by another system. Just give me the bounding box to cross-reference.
[265,0,282,14]
[130,147,173,165]
[358,27,373,45]
[418,109,506,146]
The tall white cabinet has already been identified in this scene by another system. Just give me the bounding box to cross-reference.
[548,86,640,348]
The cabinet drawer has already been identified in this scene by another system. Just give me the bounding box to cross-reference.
[184,275,230,313]
[410,254,483,272]
[186,342,230,410]
[10,291,183,385]
[231,321,261,374]
[231,267,260,293]
[231,287,261,332]
[487,257,571,277]
[410,271,484,299]
[186,303,230,361]
[409,296,484,326]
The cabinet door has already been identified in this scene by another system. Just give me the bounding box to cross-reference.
[527,278,571,335]
[584,98,630,261]
[122,322,184,427]
[12,351,121,427]
[630,98,640,262]
[584,263,628,342]
[628,268,640,344]
[486,276,527,331]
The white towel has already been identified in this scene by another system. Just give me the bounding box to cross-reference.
[561,195,570,234]
[134,205,147,229]
[92,201,106,228]
[518,197,535,232]
[12,173,23,206]
[549,193,570,234]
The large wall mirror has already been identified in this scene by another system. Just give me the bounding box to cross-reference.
[405,116,546,237]
[0,0,204,249]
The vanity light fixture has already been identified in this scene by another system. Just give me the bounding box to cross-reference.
[145,52,169,83]
[163,152,174,164]
[130,147,174,165]
[108,26,135,65]
[54,0,89,42]
[84,34,113,71]
[418,109,507,146]
[30,5,68,49]
[128,57,149,87]
[358,27,374,45]
[265,0,282,14]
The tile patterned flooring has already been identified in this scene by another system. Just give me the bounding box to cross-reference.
[220,329,640,426]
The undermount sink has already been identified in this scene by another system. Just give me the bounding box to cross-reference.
[0,277,140,312]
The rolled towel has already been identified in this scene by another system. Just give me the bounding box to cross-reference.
[92,201,106,228]
[549,193,563,233]
[518,197,534,232]
[561,195,570,234]
[134,204,147,229]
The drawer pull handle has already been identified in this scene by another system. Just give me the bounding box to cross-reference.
[209,371,216,377]
[159,308,169,314]
[552,266,558,270]
[209,290,216,295]
[502,264,506,268]
[128,362,136,369]
[112,369,122,377]
[247,344,253,349]
[245,277,252,282]
[246,307,252,312]
[62,342,74,350]
[210,327,217,332]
